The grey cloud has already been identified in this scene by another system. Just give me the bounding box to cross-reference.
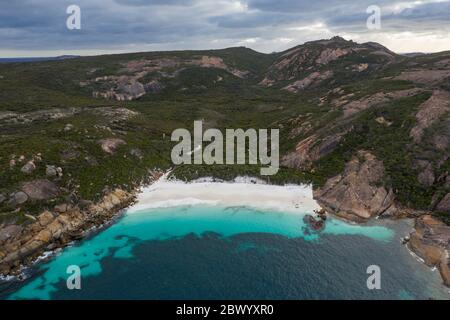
[0,0,450,55]
[113,0,196,6]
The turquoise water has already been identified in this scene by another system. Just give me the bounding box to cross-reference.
[1,205,448,300]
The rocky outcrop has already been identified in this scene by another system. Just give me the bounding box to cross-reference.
[0,225,23,242]
[8,192,28,206]
[130,148,144,160]
[0,108,80,126]
[116,79,147,100]
[315,48,351,65]
[0,189,134,275]
[194,56,249,78]
[89,55,248,101]
[281,129,350,169]
[98,138,126,154]
[351,63,369,72]
[303,210,327,232]
[410,90,450,143]
[20,161,36,174]
[342,88,422,118]
[260,36,396,88]
[46,165,63,178]
[313,151,395,221]
[283,71,333,93]
[437,194,450,213]
[0,107,138,127]
[409,215,450,286]
[394,69,450,84]
[21,179,59,201]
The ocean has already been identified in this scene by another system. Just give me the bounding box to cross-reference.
[1,205,448,300]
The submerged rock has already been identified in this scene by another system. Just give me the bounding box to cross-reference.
[303,214,325,232]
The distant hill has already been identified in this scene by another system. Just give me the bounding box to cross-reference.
[401,52,427,57]
[0,55,80,64]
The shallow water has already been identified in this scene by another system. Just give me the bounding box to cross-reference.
[1,205,448,300]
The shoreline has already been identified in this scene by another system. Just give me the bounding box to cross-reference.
[1,173,449,290]
[128,175,320,215]
[0,188,137,278]
[0,174,319,280]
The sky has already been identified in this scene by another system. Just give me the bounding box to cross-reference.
[1,0,450,57]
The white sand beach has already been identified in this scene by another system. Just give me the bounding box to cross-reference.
[127,175,321,214]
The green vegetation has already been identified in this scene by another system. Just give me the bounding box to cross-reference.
[171,164,313,185]
[314,92,437,209]
[0,39,449,225]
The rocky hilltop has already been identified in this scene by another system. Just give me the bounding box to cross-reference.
[0,37,449,284]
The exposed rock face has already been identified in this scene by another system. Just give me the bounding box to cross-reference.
[315,48,351,65]
[410,90,450,143]
[342,88,422,118]
[89,55,248,101]
[0,108,80,126]
[46,165,58,177]
[98,138,126,154]
[282,88,423,170]
[21,179,59,201]
[409,215,450,286]
[8,191,28,206]
[194,56,249,78]
[313,151,395,221]
[394,69,450,84]
[145,80,164,93]
[0,225,23,242]
[20,161,36,174]
[118,78,146,98]
[54,203,69,213]
[90,107,138,123]
[437,194,450,213]
[283,71,333,93]
[281,130,350,169]
[260,37,395,88]
[0,189,134,275]
[93,79,147,101]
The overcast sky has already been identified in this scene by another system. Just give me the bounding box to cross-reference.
[1,0,450,57]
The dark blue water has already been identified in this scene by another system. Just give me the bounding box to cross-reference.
[1,205,448,300]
